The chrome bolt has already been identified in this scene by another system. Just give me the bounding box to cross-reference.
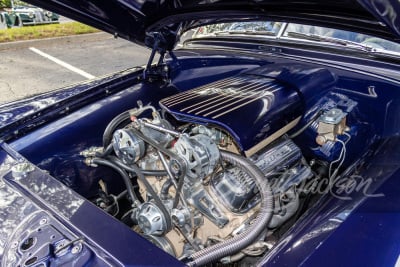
[71,244,82,254]
[10,241,18,249]
[11,162,34,178]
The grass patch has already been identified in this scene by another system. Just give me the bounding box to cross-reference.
[0,22,99,43]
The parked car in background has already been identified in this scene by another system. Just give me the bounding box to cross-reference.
[0,11,8,29]
[11,5,59,26]
[0,10,22,28]
[1,1,400,267]
[0,5,59,28]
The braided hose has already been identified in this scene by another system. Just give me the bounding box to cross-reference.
[188,150,274,266]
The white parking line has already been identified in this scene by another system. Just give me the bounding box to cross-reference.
[29,47,96,79]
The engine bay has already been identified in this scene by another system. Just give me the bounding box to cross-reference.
[74,66,360,266]
[7,56,392,266]
[81,104,313,265]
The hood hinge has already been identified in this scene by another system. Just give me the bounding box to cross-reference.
[143,28,177,83]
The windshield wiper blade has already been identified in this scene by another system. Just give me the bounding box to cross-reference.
[215,30,276,36]
[286,31,375,52]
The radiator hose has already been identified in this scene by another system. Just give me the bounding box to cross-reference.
[102,105,158,147]
[102,111,131,147]
[187,150,274,266]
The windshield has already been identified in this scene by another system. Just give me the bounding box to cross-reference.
[185,21,400,55]
[191,22,282,38]
[283,23,400,53]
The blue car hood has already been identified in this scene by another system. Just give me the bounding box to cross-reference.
[25,0,400,49]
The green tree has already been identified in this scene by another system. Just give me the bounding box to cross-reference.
[0,0,28,9]
[0,0,12,9]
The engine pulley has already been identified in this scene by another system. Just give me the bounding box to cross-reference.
[113,128,145,164]
[137,202,168,236]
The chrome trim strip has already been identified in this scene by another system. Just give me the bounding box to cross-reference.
[161,77,243,105]
[195,83,278,116]
[184,80,274,113]
[210,86,280,118]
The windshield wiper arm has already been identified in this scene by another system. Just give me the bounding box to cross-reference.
[215,30,276,36]
[286,31,375,52]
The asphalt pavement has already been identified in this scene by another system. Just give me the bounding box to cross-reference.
[0,32,150,103]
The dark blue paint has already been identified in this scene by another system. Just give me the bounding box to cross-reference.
[0,38,399,267]
[24,0,400,48]
[292,91,376,165]
[168,55,267,91]
[246,63,337,109]
[10,81,180,196]
[0,67,144,143]
[181,39,400,75]
[259,137,400,267]
[358,0,400,38]
[8,62,258,196]
[70,201,183,266]
[161,63,336,153]
[0,144,183,266]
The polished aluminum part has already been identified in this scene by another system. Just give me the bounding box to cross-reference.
[171,208,191,228]
[109,102,308,260]
[137,202,168,236]
[251,138,302,175]
[142,121,180,137]
[173,133,229,227]
[144,235,176,256]
[316,108,348,145]
[174,134,220,180]
[113,128,145,164]
[272,164,313,193]
[248,138,312,228]
[140,119,176,143]
[138,152,159,170]
[211,166,259,213]
[320,108,346,124]
[190,125,232,147]
[183,183,229,227]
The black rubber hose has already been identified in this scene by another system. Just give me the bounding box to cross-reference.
[110,158,173,231]
[91,158,140,207]
[141,170,168,176]
[102,111,131,147]
[95,143,114,158]
[160,179,173,200]
[187,150,274,267]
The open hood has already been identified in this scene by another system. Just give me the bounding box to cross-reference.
[25,0,400,50]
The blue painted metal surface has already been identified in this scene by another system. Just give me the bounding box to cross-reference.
[5,46,400,200]
[0,67,144,143]
[160,64,336,153]
[7,62,258,197]
[9,81,180,196]
[23,0,400,48]
[258,136,400,267]
[0,38,399,266]
[0,142,183,266]
[358,0,400,38]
